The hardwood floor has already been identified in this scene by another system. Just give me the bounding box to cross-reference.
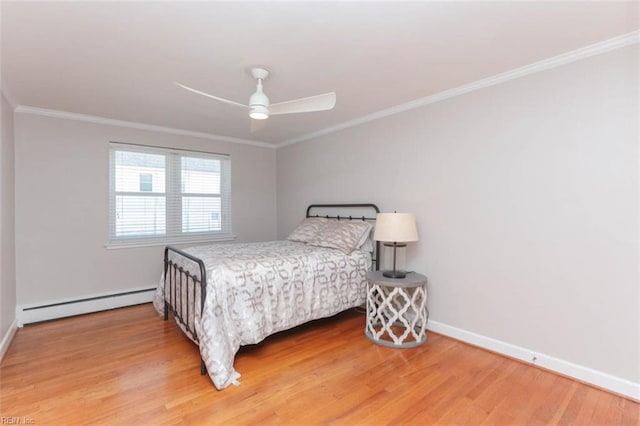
[1,304,637,425]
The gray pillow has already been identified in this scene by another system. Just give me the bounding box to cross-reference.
[287,217,328,243]
[308,220,372,254]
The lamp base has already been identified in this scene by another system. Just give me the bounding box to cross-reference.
[382,270,407,279]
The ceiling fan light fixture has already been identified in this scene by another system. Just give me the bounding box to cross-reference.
[249,81,270,119]
[249,105,269,120]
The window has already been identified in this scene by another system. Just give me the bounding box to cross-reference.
[139,173,153,192]
[108,142,232,246]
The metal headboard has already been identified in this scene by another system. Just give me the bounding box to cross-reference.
[305,203,380,271]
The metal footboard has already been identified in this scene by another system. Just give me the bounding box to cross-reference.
[163,245,207,375]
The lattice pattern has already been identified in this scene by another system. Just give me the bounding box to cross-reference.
[366,281,427,348]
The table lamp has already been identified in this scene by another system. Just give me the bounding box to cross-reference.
[374,212,419,278]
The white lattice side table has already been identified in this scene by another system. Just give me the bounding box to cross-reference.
[365,271,428,348]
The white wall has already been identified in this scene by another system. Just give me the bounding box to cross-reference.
[277,46,639,385]
[0,92,16,344]
[14,114,277,306]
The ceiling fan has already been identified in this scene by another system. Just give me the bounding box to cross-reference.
[175,67,336,123]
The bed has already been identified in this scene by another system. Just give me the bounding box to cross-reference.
[153,203,380,389]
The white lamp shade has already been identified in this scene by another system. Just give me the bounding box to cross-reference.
[374,213,419,242]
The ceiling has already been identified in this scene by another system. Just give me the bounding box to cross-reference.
[2,1,638,146]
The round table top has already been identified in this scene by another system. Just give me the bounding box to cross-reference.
[366,270,427,288]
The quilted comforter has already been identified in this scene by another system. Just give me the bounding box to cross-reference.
[153,240,370,389]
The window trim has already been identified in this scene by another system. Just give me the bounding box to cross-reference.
[104,233,236,250]
[107,142,234,249]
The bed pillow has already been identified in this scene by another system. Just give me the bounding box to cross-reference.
[287,217,328,243]
[359,234,374,253]
[308,220,373,254]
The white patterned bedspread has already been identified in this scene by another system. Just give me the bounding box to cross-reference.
[153,240,371,389]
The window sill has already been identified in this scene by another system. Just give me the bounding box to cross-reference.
[105,234,236,250]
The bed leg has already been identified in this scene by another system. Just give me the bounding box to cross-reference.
[164,301,169,321]
[200,359,207,375]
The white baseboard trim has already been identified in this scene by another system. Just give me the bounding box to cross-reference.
[427,320,639,401]
[0,318,18,364]
[17,287,156,326]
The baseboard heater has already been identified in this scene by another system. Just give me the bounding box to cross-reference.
[18,287,156,326]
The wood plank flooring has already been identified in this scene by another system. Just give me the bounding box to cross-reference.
[0,304,637,425]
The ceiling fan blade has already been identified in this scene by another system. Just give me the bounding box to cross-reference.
[174,82,247,108]
[269,92,336,115]
[250,118,267,133]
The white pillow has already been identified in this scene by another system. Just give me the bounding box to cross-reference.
[359,235,374,253]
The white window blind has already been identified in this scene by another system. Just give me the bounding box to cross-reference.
[108,142,232,246]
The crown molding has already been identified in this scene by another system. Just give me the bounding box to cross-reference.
[13,106,277,149]
[278,30,640,148]
[9,31,638,150]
